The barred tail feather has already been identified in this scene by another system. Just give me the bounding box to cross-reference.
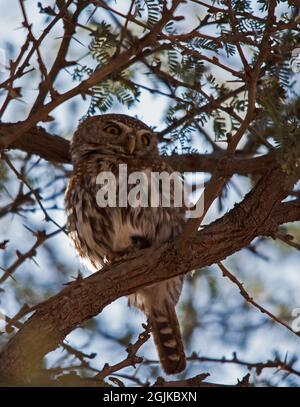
[149,306,186,375]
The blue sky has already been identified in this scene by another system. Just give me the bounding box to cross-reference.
[0,0,300,386]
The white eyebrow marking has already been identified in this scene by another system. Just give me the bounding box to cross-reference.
[108,121,132,133]
[137,129,152,136]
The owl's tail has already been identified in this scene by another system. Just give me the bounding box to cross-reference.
[149,306,186,375]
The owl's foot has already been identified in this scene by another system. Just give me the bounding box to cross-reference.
[112,248,140,263]
[111,236,152,264]
[131,235,151,249]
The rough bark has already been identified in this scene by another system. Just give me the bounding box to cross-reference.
[0,166,298,383]
[1,123,275,175]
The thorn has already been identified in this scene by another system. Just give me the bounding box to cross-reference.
[22,224,36,235]
[31,258,40,267]
[0,240,9,250]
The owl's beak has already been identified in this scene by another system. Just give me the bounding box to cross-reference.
[126,136,136,154]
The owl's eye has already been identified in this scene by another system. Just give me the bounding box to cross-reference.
[141,134,151,146]
[103,124,121,135]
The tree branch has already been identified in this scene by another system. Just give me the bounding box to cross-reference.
[0,165,298,383]
[0,0,182,149]
[153,373,250,387]
[3,123,275,175]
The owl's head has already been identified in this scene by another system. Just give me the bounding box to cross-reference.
[71,114,158,164]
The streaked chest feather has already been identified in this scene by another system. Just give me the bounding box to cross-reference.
[65,163,185,270]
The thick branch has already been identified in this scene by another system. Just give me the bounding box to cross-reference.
[6,125,71,164]
[153,373,250,387]
[3,124,275,175]
[0,166,297,383]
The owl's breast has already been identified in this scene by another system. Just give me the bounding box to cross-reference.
[65,165,185,270]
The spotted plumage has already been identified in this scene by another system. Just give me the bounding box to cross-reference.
[65,114,186,374]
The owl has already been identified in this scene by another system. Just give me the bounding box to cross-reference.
[65,114,186,374]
